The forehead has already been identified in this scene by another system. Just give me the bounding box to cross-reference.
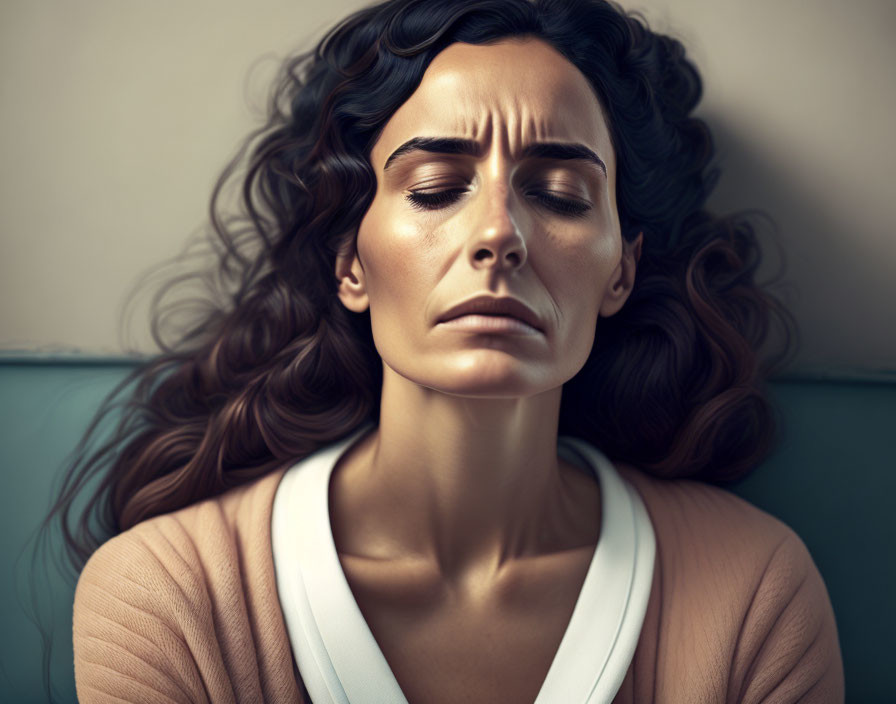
[371,37,614,171]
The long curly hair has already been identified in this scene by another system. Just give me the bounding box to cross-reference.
[44,0,796,620]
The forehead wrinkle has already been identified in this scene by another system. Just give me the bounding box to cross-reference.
[448,105,490,146]
[441,90,549,144]
[434,84,580,142]
[430,74,604,157]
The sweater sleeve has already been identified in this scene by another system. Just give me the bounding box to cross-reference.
[72,528,231,704]
[729,529,845,704]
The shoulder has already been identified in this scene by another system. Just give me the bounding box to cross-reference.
[615,462,845,702]
[75,465,287,608]
[72,518,211,702]
[72,466,292,702]
[615,460,823,606]
[615,461,795,557]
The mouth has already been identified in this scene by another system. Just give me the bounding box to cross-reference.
[436,295,544,334]
[437,313,541,335]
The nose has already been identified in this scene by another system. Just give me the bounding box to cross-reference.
[466,178,527,273]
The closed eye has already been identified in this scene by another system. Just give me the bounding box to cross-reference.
[405,188,591,218]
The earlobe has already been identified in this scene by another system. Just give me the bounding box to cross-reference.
[334,240,370,314]
[598,231,643,318]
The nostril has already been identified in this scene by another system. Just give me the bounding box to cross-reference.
[472,245,524,267]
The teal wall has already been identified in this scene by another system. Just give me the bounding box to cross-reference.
[1,362,894,702]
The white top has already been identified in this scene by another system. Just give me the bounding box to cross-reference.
[271,424,656,704]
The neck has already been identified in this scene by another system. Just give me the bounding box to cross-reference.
[329,365,601,591]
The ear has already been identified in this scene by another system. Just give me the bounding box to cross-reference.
[598,231,643,318]
[334,236,370,314]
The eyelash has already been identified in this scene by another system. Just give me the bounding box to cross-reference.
[405,188,591,218]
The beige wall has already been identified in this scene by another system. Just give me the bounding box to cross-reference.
[1,0,893,377]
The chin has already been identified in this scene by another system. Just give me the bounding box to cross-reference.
[402,355,562,399]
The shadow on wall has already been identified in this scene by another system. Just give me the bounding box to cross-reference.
[701,111,895,377]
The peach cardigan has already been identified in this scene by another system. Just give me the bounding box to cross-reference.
[73,432,845,702]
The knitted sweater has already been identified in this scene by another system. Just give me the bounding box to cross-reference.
[72,456,844,703]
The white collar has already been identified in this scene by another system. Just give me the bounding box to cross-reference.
[272,424,655,704]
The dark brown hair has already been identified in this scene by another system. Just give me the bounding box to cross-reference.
[38,0,797,686]
[53,0,800,570]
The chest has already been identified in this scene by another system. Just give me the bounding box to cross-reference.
[338,548,595,704]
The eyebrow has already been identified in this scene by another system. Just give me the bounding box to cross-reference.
[382,136,607,177]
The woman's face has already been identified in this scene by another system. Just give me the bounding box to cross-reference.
[336,37,639,398]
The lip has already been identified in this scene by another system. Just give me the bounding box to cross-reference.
[436,295,544,334]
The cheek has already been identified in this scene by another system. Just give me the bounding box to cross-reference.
[553,238,616,371]
[547,230,618,317]
[357,202,439,312]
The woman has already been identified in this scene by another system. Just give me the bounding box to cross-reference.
[58,0,844,701]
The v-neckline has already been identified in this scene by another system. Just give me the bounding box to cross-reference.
[271,424,655,704]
